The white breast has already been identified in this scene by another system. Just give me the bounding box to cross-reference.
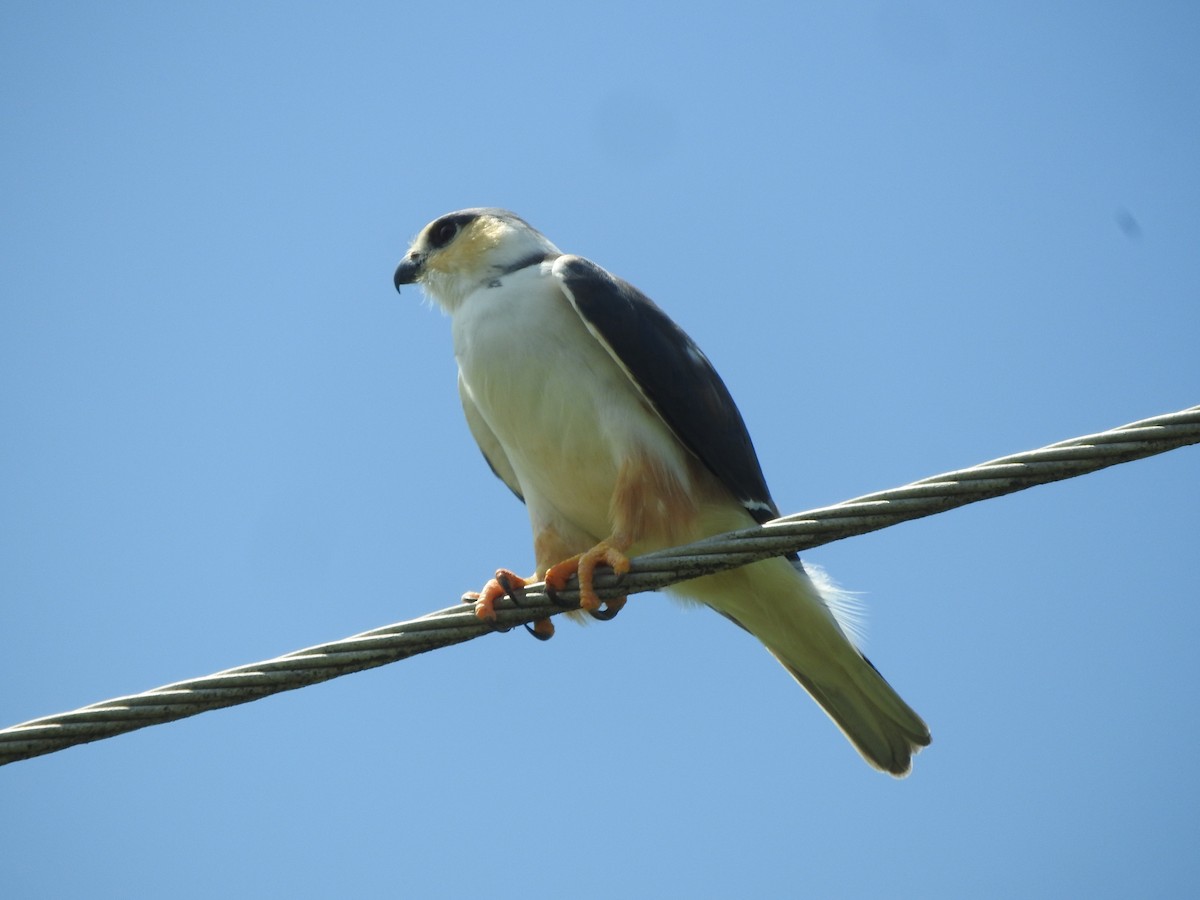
[450,264,690,540]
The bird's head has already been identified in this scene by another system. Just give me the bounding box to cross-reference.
[393,208,560,312]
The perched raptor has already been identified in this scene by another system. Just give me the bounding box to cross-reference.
[393,208,930,775]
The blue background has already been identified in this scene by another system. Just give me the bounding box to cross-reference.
[3,3,1198,897]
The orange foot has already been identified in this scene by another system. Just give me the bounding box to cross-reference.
[462,569,556,641]
[543,538,631,619]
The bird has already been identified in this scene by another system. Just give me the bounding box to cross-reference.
[393,208,930,776]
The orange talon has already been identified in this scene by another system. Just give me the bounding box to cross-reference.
[468,568,529,622]
[544,538,632,611]
[543,554,581,595]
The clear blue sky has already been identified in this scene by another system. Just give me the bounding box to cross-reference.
[2,3,1198,897]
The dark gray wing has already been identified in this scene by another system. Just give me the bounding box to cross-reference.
[552,255,780,524]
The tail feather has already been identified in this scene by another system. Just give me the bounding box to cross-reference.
[771,648,930,777]
[673,556,930,776]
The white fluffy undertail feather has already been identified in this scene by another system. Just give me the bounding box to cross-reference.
[801,560,868,650]
[671,556,930,776]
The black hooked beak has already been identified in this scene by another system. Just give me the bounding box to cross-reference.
[393,253,424,292]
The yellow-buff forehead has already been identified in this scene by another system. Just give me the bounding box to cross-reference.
[423,216,506,275]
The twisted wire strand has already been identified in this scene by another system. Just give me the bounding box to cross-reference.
[2,403,1196,766]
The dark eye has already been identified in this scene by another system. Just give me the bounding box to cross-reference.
[430,218,460,249]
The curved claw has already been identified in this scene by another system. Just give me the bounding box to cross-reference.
[588,596,627,622]
[495,570,526,605]
[524,617,555,641]
[544,583,577,609]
